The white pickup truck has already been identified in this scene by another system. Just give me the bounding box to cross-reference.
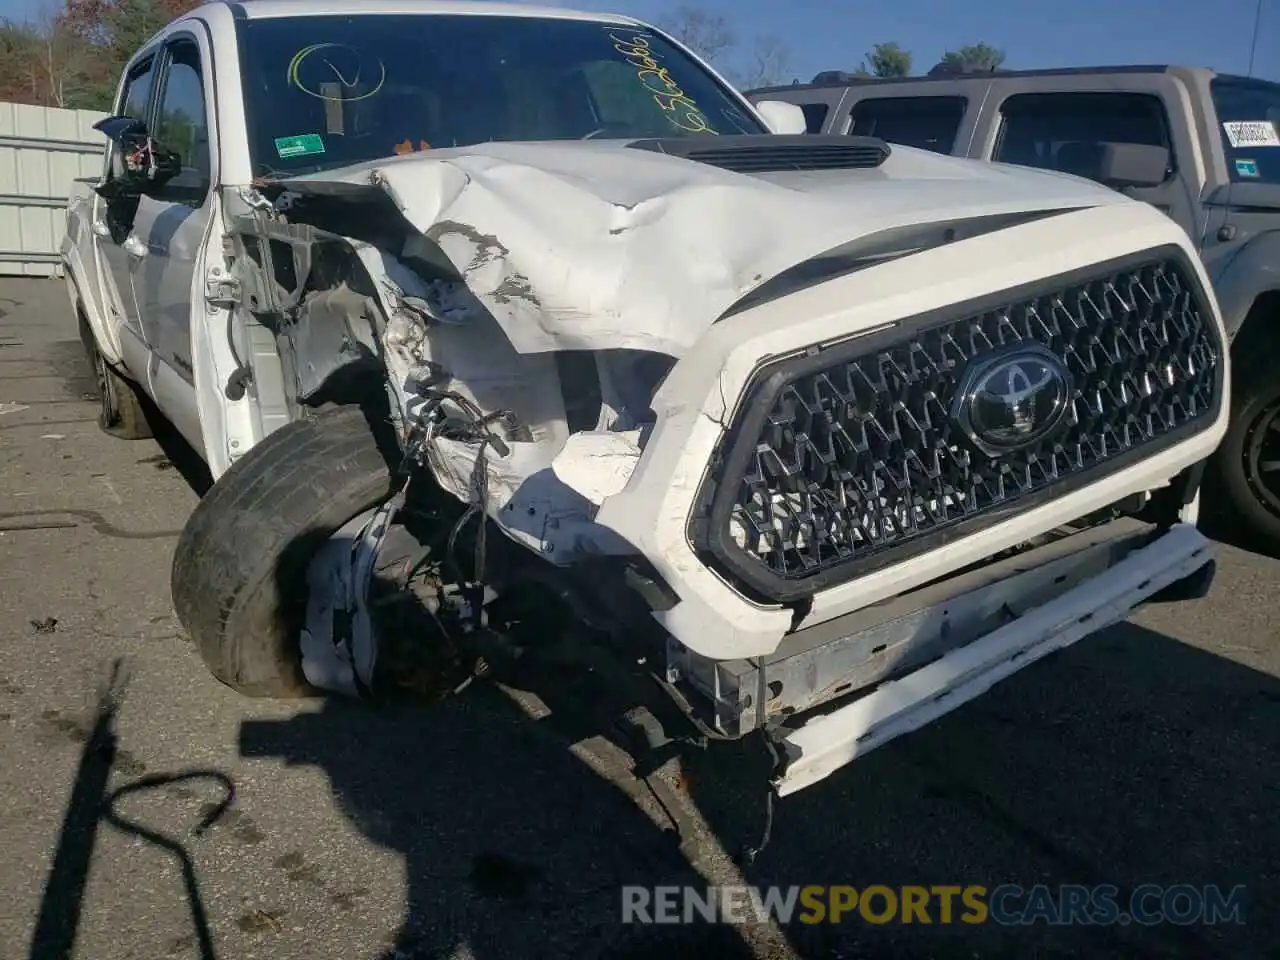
[62,0,1229,798]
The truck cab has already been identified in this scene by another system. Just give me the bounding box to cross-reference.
[63,27,217,455]
[750,65,1280,553]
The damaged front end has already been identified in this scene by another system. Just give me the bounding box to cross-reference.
[210,136,1229,797]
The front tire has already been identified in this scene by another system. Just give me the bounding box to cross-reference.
[171,406,396,698]
[1211,364,1280,555]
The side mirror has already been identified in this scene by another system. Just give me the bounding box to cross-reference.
[92,115,183,199]
[1097,142,1170,189]
[754,100,808,136]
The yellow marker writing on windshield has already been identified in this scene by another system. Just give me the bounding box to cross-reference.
[287,43,387,102]
[608,32,718,135]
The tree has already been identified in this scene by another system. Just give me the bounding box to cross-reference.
[0,20,43,104]
[861,41,912,78]
[0,0,203,109]
[61,0,202,45]
[655,4,795,90]
[737,36,792,90]
[0,5,96,108]
[656,5,735,66]
[929,42,1006,76]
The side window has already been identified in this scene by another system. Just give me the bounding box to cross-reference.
[800,103,829,134]
[119,57,155,119]
[1210,78,1280,184]
[153,39,212,199]
[994,92,1172,183]
[848,96,966,153]
[106,57,155,182]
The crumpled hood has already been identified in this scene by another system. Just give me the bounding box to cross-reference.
[282,139,1129,356]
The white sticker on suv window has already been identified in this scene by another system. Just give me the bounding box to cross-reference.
[1223,120,1280,147]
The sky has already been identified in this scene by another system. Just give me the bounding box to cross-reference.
[582,0,1280,83]
[5,0,1277,83]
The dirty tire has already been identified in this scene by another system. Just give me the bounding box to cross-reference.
[79,313,152,440]
[171,406,395,697]
[1210,361,1280,556]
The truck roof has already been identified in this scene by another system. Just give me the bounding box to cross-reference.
[748,64,1280,97]
[220,0,636,23]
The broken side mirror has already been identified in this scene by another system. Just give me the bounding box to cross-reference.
[1097,142,1170,190]
[92,115,183,199]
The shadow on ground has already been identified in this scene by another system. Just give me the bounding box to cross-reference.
[236,601,1280,959]
[28,660,233,960]
[137,399,213,498]
[1198,494,1280,562]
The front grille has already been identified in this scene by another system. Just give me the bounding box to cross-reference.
[694,247,1223,602]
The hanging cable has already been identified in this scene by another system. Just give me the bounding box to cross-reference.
[412,389,515,628]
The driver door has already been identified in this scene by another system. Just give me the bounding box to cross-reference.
[129,32,216,388]
[92,52,159,363]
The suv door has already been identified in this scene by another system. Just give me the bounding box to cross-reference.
[980,85,1201,240]
[129,32,216,389]
[92,53,159,360]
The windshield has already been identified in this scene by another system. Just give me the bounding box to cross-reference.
[234,13,764,178]
[1211,76,1280,184]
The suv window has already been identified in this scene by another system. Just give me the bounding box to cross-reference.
[153,39,211,198]
[800,103,829,133]
[106,57,155,182]
[847,96,966,153]
[119,57,154,119]
[994,92,1171,183]
[1211,76,1280,184]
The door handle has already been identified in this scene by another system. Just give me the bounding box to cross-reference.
[91,219,111,238]
[123,234,148,259]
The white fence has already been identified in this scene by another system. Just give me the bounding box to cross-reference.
[0,101,107,278]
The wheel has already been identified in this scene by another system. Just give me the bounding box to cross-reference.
[171,405,396,697]
[79,313,152,439]
[1210,362,1280,554]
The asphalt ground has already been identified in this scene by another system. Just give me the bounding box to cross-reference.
[1,276,1278,960]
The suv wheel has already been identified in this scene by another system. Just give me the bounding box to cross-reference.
[1212,367,1280,554]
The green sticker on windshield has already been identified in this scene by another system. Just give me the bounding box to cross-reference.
[274,133,325,159]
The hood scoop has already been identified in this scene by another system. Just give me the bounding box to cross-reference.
[626,134,891,173]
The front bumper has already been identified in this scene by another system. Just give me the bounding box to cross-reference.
[772,521,1212,796]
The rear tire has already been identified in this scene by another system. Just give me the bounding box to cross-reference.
[171,406,396,698]
[79,314,152,440]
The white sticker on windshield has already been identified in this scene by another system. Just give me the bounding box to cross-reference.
[1223,120,1280,148]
